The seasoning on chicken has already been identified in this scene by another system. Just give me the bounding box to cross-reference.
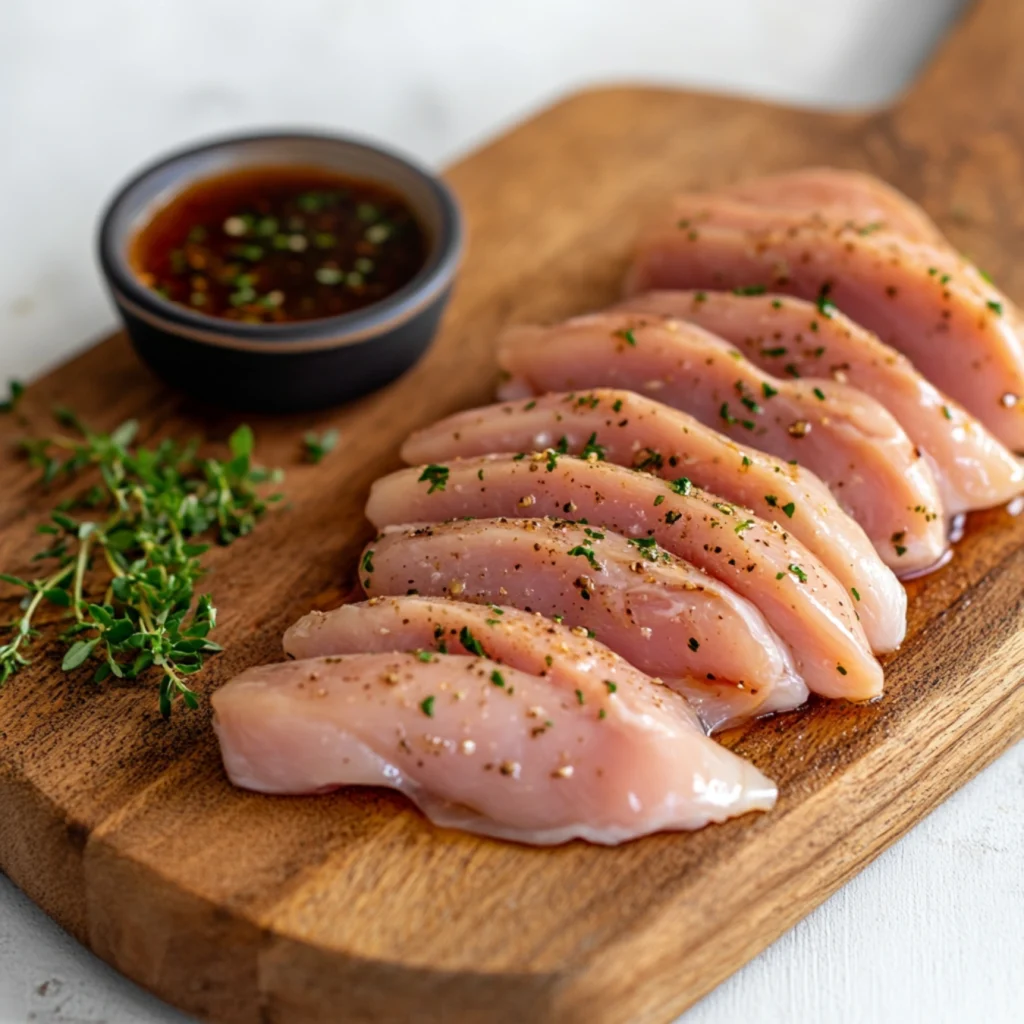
[366,454,884,699]
[616,292,1024,516]
[625,209,1024,449]
[713,167,945,245]
[495,313,946,576]
[212,645,777,846]
[402,388,903,651]
[351,526,807,731]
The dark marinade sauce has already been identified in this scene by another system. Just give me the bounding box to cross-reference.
[131,165,428,323]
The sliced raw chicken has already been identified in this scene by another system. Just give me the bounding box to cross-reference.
[352,524,807,731]
[212,649,777,845]
[366,455,885,697]
[616,292,1024,515]
[625,214,1024,449]
[663,192,1014,315]
[714,170,1019,310]
[716,167,945,245]
[285,597,675,735]
[402,388,902,648]
[496,313,946,576]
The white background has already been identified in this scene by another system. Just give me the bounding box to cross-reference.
[1,2,1021,1022]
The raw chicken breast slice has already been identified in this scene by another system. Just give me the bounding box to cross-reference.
[616,292,1024,516]
[496,313,945,576]
[351,524,808,731]
[401,388,902,651]
[716,167,945,245]
[366,454,884,698]
[286,595,691,732]
[624,216,1024,449]
[212,650,777,845]
[664,192,1011,311]
[714,169,1016,309]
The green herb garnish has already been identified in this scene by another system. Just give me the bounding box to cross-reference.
[0,414,282,715]
[459,626,485,657]
[628,536,659,558]
[580,432,606,461]
[418,464,449,493]
[567,544,601,571]
[0,380,25,414]
[303,428,339,464]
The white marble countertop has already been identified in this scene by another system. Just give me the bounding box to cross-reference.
[1,1,1020,1022]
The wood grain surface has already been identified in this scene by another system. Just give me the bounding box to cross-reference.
[1,1,1023,1021]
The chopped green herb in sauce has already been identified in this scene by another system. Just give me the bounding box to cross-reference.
[132,166,426,323]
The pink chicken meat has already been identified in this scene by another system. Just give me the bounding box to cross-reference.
[356,521,808,731]
[366,455,884,700]
[496,313,946,576]
[402,388,903,652]
[616,292,1024,516]
[715,167,946,245]
[213,611,777,845]
[625,206,1024,449]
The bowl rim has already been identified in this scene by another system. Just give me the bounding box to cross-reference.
[96,128,463,353]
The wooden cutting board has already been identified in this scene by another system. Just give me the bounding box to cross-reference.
[2,1,1023,1021]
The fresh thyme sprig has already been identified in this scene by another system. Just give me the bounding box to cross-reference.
[0,409,283,716]
[302,428,339,464]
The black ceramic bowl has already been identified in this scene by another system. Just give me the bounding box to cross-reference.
[97,131,463,412]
